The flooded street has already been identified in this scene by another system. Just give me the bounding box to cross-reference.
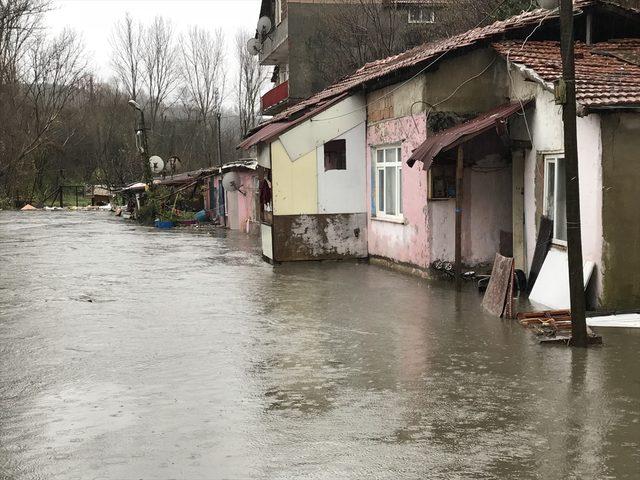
[0,212,639,479]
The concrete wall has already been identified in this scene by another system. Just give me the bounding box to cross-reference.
[316,122,367,214]
[509,75,604,304]
[601,112,640,309]
[271,139,318,215]
[272,213,368,261]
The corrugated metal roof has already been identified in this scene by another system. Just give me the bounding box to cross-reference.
[238,93,350,149]
[493,39,640,108]
[406,101,532,169]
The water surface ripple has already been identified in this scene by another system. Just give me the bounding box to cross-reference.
[0,212,638,479]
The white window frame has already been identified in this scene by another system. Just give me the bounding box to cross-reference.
[408,7,435,24]
[543,154,567,246]
[275,0,283,25]
[374,145,403,220]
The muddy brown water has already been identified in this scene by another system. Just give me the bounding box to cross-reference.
[0,211,638,480]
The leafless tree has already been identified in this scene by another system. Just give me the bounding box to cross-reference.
[109,12,142,100]
[180,26,225,165]
[235,29,267,138]
[142,16,179,130]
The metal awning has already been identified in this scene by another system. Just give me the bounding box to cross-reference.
[406,100,533,170]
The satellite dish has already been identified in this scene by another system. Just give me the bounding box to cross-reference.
[149,155,164,174]
[257,16,272,36]
[222,171,241,192]
[247,38,261,56]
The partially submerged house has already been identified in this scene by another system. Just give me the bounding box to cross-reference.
[240,0,640,309]
[240,94,368,261]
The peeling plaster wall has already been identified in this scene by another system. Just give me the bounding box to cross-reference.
[273,213,368,261]
[316,122,367,214]
[366,114,430,268]
[510,78,603,305]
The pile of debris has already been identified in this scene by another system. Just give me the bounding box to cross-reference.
[517,310,603,345]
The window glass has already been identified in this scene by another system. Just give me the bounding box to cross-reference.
[545,161,556,221]
[385,166,396,215]
[378,169,384,212]
[374,146,402,218]
[398,168,403,214]
[555,158,567,241]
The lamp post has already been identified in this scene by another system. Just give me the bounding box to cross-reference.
[128,100,153,186]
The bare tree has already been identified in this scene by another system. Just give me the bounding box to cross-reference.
[180,26,225,165]
[235,29,267,138]
[142,16,179,130]
[110,12,142,100]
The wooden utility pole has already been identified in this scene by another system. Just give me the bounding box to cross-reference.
[559,0,588,347]
[455,145,464,291]
[216,111,223,167]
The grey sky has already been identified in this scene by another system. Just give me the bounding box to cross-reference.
[46,0,262,85]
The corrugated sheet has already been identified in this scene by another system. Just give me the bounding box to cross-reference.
[406,101,531,170]
[494,39,640,108]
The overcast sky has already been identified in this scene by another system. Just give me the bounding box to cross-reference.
[46,0,262,84]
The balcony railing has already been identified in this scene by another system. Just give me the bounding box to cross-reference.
[261,80,289,112]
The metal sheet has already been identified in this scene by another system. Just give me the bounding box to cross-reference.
[529,249,595,310]
[406,101,531,170]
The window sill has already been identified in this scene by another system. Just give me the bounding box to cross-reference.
[372,216,406,225]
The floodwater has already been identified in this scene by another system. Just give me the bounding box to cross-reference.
[0,212,638,480]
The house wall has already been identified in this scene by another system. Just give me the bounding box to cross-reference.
[225,170,260,233]
[316,123,367,214]
[271,139,318,215]
[509,77,604,305]
[429,164,512,266]
[601,112,640,309]
[365,48,512,270]
[267,94,368,261]
[366,114,431,268]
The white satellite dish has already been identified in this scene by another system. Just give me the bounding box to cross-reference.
[149,155,164,174]
[247,38,261,56]
[222,171,241,192]
[257,16,272,36]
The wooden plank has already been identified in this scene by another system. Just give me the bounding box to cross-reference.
[482,253,515,317]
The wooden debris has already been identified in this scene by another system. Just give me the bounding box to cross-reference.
[517,309,602,345]
[482,254,515,317]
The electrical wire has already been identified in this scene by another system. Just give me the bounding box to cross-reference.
[309,0,524,123]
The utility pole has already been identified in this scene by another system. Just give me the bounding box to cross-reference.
[129,100,153,186]
[559,0,588,347]
[216,111,223,167]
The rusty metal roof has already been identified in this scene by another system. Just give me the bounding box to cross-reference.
[494,39,640,109]
[257,1,619,128]
[406,101,532,169]
[239,93,350,150]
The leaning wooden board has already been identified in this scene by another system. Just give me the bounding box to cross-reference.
[482,253,515,317]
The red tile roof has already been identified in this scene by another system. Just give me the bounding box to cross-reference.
[493,39,640,108]
[259,0,620,128]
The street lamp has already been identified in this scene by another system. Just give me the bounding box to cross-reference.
[128,99,153,185]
